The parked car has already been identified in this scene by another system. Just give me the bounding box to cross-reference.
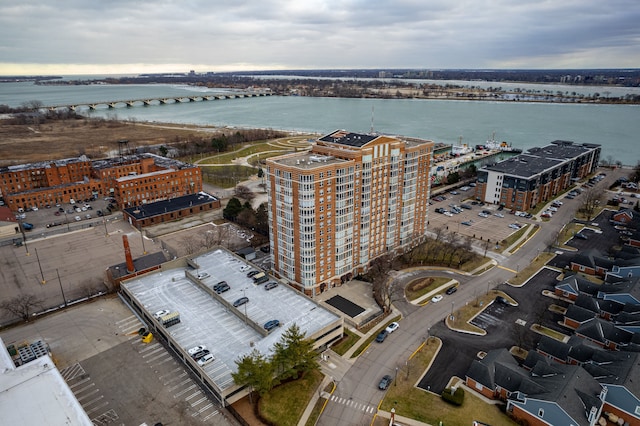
[264,281,278,291]
[187,345,207,356]
[264,319,280,331]
[197,353,215,367]
[375,330,388,343]
[478,212,489,218]
[575,233,588,240]
[74,216,81,221]
[214,281,230,293]
[196,272,210,279]
[495,296,511,306]
[431,294,443,303]
[385,322,399,334]
[445,285,458,295]
[493,213,504,218]
[378,375,393,390]
[233,297,249,307]
[247,270,261,278]
[191,349,211,360]
[153,309,170,319]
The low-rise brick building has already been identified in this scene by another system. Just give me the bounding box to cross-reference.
[1,154,202,211]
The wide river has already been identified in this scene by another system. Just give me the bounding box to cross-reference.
[1,80,639,165]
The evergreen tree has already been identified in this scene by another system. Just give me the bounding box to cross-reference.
[272,324,319,380]
[223,197,243,221]
[232,349,275,396]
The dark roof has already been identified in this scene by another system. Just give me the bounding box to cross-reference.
[556,274,604,298]
[123,192,218,220]
[318,130,378,147]
[537,336,572,361]
[576,318,634,347]
[482,140,600,179]
[565,304,597,323]
[108,251,168,279]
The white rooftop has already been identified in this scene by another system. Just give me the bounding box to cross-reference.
[122,248,341,392]
[0,338,92,426]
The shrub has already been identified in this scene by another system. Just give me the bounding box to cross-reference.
[441,386,465,406]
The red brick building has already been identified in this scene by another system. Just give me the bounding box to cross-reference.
[1,154,202,211]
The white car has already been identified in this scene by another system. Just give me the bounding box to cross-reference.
[431,295,444,303]
[74,216,81,221]
[153,309,170,319]
[493,212,505,218]
[187,345,207,356]
[196,272,210,280]
[443,211,454,217]
[197,353,215,367]
[385,322,399,334]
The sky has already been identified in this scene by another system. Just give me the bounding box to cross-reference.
[1,0,639,76]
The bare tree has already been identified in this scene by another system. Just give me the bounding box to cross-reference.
[369,254,397,313]
[179,235,202,255]
[581,187,603,221]
[0,294,44,321]
[235,185,256,201]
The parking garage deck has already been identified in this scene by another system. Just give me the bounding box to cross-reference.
[120,247,343,404]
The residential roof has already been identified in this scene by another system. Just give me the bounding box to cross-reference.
[481,140,600,179]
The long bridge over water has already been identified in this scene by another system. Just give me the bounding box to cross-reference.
[45,91,272,111]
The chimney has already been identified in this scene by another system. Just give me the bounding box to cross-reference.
[123,235,135,273]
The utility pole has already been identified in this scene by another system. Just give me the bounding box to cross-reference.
[56,269,67,307]
[35,247,46,284]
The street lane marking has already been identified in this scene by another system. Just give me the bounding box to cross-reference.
[497,265,517,273]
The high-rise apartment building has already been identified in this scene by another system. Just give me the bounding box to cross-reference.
[266,130,434,295]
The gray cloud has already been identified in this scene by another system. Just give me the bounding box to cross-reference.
[1,0,638,74]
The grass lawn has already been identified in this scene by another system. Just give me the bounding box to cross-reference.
[499,224,529,252]
[200,164,258,188]
[405,276,453,301]
[531,324,569,342]
[330,328,360,356]
[351,316,401,358]
[379,339,517,426]
[259,369,324,426]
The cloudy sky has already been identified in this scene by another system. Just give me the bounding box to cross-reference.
[1,0,639,75]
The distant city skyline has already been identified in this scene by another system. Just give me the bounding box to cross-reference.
[1,0,639,76]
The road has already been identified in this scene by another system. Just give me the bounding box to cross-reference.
[318,168,626,425]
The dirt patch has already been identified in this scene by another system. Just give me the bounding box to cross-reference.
[231,395,268,426]
[407,277,435,292]
[0,118,219,166]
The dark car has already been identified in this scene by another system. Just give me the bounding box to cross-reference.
[375,330,388,343]
[495,296,511,306]
[445,285,458,295]
[575,233,588,240]
[378,375,393,390]
[191,349,211,361]
[260,245,270,253]
[214,281,230,293]
[264,281,278,291]
[247,270,261,278]
[264,319,280,331]
[233,297,249,307]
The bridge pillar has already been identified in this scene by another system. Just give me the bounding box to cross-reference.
[125,101,135,107]
[89,105,98,110]
[108,103,118,109]
[143,100,153,106]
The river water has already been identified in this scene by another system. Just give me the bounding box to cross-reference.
[1,80,638,165]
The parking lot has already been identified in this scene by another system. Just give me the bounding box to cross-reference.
[418,266,569,394]
[429,190,535,245]
[11,196,119,236]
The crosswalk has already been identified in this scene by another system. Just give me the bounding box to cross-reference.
[329,394,376,414]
